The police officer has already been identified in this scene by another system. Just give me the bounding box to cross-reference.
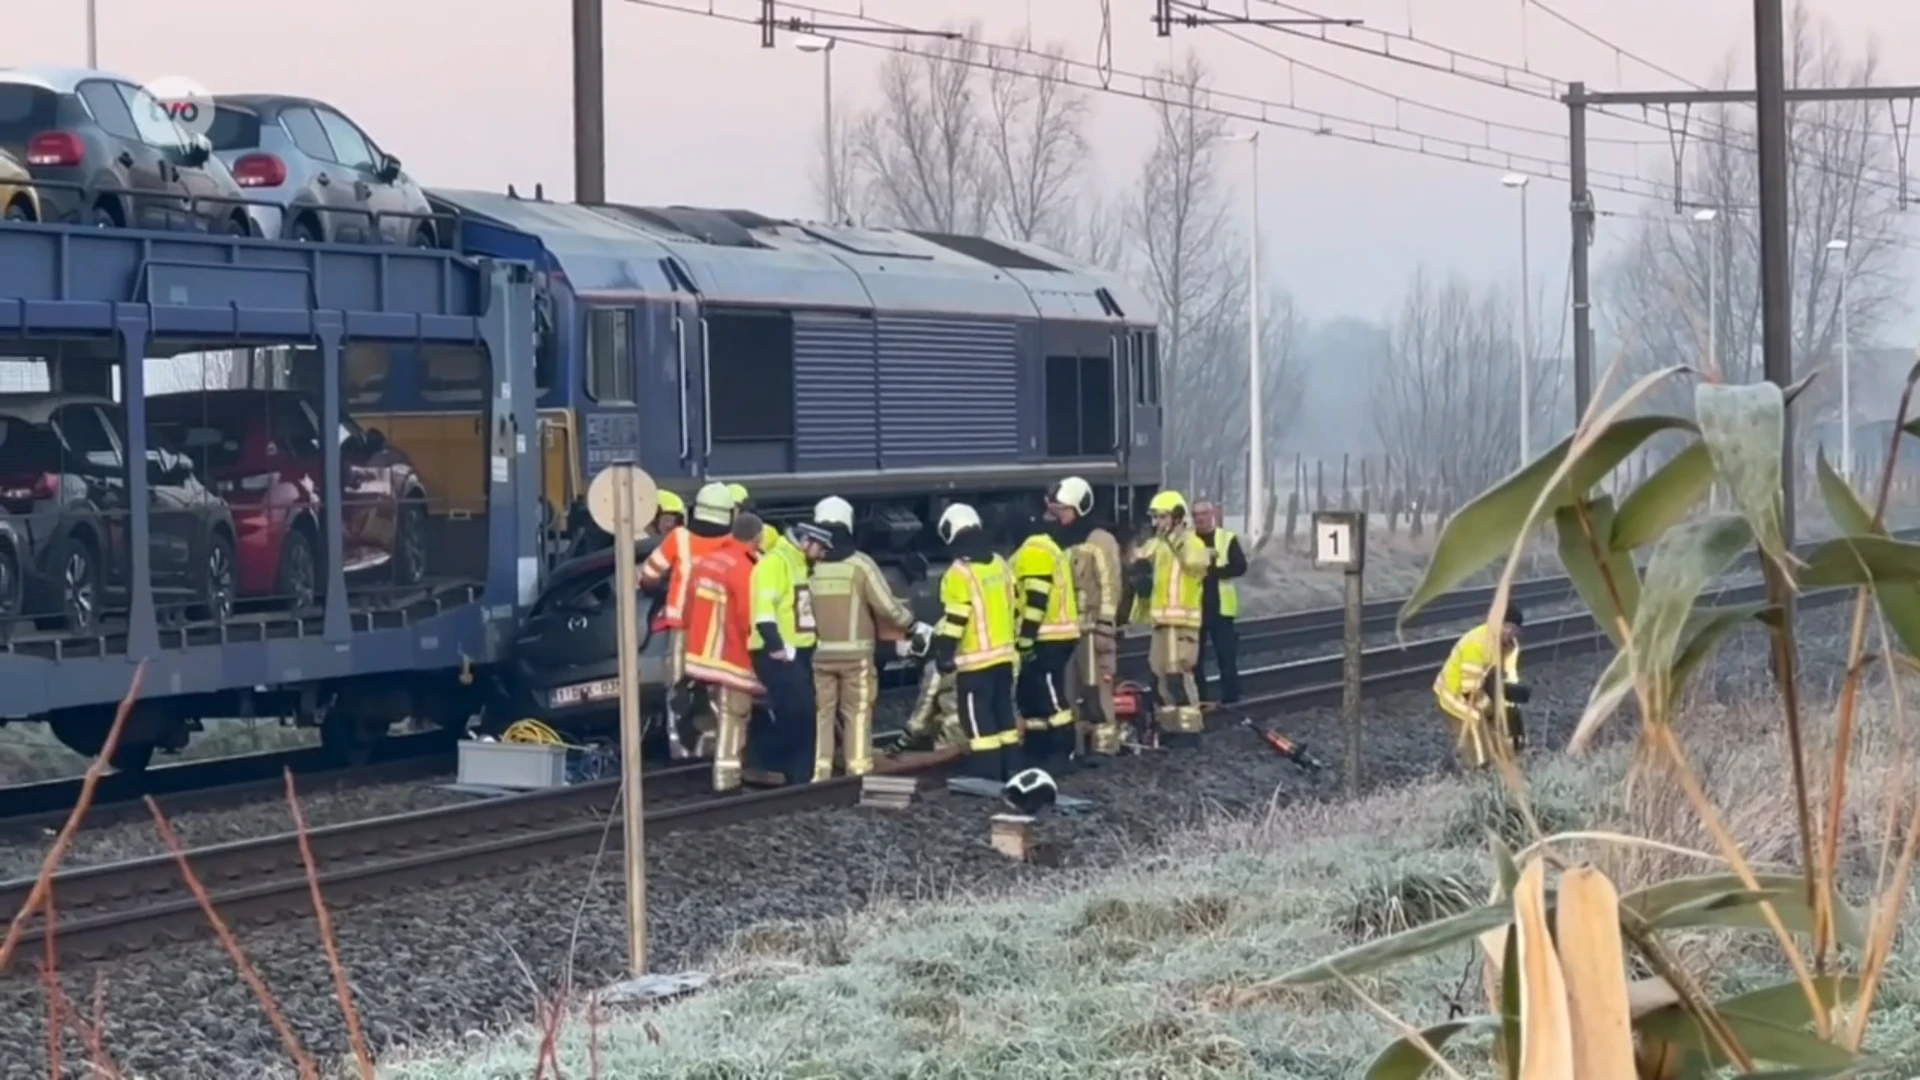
[808,495,931,780]
[1191,500,1247,704]
[1047,477,1123,756]
[933,503,1021,781]
[749,520,834,786]
[639,481,737,757]
[1130,490,1211,747]
[1012,510,1082,771]
[680,513,767,791]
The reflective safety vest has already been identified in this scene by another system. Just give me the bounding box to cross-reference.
[1011,533,1081,644]
[1146,528,1210,629]
[640,525,732,629]
[1209,528,1239,619]
[937,555,1018,672]
[682,541,763,693]
[749,536,817,651]
[810,552,915,658]
[1435,624,1521,710]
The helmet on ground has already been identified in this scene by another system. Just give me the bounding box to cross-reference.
[938,503,982,545]
[692,481,736,526]
[656,490,686,517]
[1148,490,1187,517]
[1048,476,1094,516]
[814,495,855,531]
[726,482,752,505]
[789,521,834,550]
[1002,767,1058,815]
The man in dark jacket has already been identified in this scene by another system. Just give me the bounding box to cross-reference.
[1192,501,1248,704]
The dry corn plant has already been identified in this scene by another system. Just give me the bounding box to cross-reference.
[1270,351,1920,1078]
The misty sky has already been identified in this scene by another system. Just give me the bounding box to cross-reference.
[9,0,1920,348]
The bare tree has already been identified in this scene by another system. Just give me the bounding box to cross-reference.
[1127,52,1238,485]
[1371,268,1555,502]
[983,35,1090,246]
[810,92,866,224]
[1602,3,1908,430]
[849,30,997,234]
[1185,284,1307,502]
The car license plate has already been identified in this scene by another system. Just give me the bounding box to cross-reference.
[550,678,621,708]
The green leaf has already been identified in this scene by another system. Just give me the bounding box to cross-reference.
[1637,1004,1859,1069]
[1568,647,1635,754]
[1814,451,1920,658]
[1620,874,1865,950]
[1648,888,1791,931]
[1489,832,1520,900]
[1275,902,1514,986]
[1399,414,1696,626]
[1613,441,1717,553]
[1500,918,1521,1080]
[1364,1017,1498,1079]
[1728,1069,1866,1079]
[1695,382,1790,567]
[1718,977,1863,1028]
[1800,536,1920,589]
[1556,496,1641,648]
[1671,603,1779,707]
[1632,514,1756,708]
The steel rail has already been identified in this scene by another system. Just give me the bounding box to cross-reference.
[0,572,1843,968]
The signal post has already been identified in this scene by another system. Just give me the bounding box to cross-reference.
[1312,511,1365,795]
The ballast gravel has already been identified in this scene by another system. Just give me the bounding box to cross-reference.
[0,593,1605,883]
[0,602,1860,1079]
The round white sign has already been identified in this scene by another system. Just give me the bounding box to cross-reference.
[138,74,217,141]
[585,464,660,535]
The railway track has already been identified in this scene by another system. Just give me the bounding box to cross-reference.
[0,570,1843,968]
[0,526,1896,828]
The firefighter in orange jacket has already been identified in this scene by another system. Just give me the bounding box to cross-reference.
[681,513,768,792]
[640,481,737,757]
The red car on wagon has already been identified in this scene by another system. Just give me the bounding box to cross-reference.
[146,389,430,609]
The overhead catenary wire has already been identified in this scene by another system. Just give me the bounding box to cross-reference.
[622,0,1680,201]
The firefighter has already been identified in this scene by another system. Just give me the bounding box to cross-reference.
[903,661,965,752]
[650,490,687,538]
[749,519,835,786]
[1011,509,1082,771]
[639,482,738,757]
[933,503,1021,781]
[1129,490,1211,747]
[728,482,781,553]
[680,513,767,792]
[1191,500,1248,704]
[1047,476,1122,756]
[808,495,931,780]
[1434,606,1531,770]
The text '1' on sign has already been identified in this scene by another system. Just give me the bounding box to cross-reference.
[1311,511,1363,570]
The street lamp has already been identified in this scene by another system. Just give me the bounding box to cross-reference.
[1225,131,1263,542]
[1501,173,1531,466]
[793,35,836,220]
[86,0,98,66]
[1827,236,1852,477]
[1692,208,1721,372]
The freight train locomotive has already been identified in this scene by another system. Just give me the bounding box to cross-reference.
[0,189,1163,768]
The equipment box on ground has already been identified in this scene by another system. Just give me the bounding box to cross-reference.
[458,740,570,789]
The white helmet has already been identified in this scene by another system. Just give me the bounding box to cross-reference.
[692,481,736,526]
[814,495,854,532]
[1002,767,1058,815]
[1049,476,1094,516]
[937,502,982,545]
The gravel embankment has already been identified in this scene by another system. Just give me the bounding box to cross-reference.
[0,600,1856,1079]
[0,594,1606,881]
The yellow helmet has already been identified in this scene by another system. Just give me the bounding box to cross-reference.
[726,482,751,505]
[1148,490,1187,517]
[656,490,687,517]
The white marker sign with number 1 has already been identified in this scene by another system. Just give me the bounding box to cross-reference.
[1316,519,1352,566]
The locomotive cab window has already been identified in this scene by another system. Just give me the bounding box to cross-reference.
[1131,330,1160,406]
[585,308,633,403]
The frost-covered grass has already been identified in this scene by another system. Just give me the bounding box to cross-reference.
[378,693,1920,1080]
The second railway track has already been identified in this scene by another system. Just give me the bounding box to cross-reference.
[0,571,1842,968]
